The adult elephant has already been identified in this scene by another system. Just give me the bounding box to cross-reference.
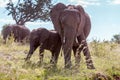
[2,24,30,43]
[2,25,13,43]
[50,3,95,69]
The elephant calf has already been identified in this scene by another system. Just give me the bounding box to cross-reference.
[25,28,61,65]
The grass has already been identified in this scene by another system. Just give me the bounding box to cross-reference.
[0,36,120,80]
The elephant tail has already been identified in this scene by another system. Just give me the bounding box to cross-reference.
[74,37,79,46]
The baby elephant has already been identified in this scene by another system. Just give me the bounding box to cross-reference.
[25,28,61,65]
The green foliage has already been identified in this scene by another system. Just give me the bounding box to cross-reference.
[6,0,52,25]
[111,33,120,44]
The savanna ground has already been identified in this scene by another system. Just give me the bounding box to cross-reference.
[0,35,120,80]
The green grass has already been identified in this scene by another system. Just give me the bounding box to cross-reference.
[0,37,120,80]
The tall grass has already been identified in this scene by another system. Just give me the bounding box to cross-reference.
[0,37,120,80]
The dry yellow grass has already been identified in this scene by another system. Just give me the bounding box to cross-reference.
[0,37,120,80]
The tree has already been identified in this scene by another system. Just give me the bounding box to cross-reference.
[6,0,52,25]
[111,34,120,44]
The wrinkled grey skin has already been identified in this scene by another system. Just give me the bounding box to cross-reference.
[50,3,95,69]
[2,24,30,43]
[25,28,61,65]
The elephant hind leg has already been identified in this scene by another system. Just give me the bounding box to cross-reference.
[73,45,83,67]
[39,47,44,64]
[50,47,61,66]
[82,40,95,69]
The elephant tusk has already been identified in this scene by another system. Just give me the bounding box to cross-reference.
[63,36,65,44]
[76,37,79,44]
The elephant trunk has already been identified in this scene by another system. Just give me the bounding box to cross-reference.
[62,27,76,68]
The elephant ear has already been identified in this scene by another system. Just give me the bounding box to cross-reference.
[75,5,85,14]
[83,13,91,38]
[50,3,66,35]
[75,5,91,37]
[75,5,86,36]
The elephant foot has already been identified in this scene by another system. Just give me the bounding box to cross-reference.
[86,57,95,69]
[86,60,95,69]
[75,60,80,68]
[74,55,81,68]
[50,60,57,67]
[50,59,55,64]
[36,61,43,67]
[64,62,72,69]
[65,65,72,69]
[25,60,32,65]
[37,60,42,64]
[75,63,80,69]
[24,57,29,62]
[75,57,80,65]
[87,64,95,69]
[25,54,31,62]
[51,63,57,68]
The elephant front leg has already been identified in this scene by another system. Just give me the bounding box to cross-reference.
[50,52,58,68]
[25,47,35,61]
[50,52,55,64]
[50,48,60,66]
[39,48,44,64]
[73,46,82,67]
[82,40,95,69]
[25,43,38,62]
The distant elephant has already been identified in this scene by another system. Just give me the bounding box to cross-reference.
[50,3,95,69]
[2,25,13,43]
[25,28,61,65]
[2,24,30,43]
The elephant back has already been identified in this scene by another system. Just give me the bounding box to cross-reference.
[13,25,30,40]
[30,28,50,44]
[46,30,61,49]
